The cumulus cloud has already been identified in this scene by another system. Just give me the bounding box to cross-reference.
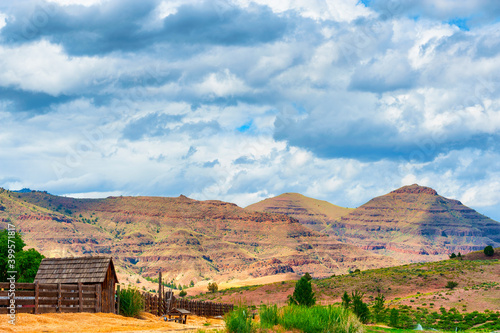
[0,0,500,221]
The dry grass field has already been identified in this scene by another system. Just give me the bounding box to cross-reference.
[0,312,224,333]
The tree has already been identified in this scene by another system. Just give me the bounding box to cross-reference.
[341,291,351,309]
[449,253,456,259]
[179,290,187,297]
[445,281,458,290]
[0,229,25,281]
[389,308,399,328]
[351,290,370,324]
[15,248,44,283]
[208,282,218,293]
[484,245,494,257]
[288,273,316,307]
[0,229,44,283]
[372,293,386,323]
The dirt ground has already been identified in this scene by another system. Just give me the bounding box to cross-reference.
[0,312,225,333]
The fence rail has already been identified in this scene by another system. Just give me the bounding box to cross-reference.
[0,282,101,314]
[142,291,233,317]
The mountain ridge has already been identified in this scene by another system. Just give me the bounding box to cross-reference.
[0,188,399,286]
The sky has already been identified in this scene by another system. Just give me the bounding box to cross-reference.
[0,0,500,221]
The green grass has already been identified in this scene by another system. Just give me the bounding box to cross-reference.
[224,306,254,333]
[225,304,363,333]
[279,305,363,333]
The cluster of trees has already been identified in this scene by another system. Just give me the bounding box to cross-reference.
[0,230,44,283]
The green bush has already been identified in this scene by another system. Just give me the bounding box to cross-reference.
[225,306,253,333]
[484,245,494,257]
[179,290,187,297]
[445,281,458,290]
[259,304,279,328]
[119,287,144,317]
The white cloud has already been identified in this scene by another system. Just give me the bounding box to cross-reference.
[46,0,105,6]
[0,12,7,30]
[196,69,249,97]
[0,40,112,95]
[237,0,373,22]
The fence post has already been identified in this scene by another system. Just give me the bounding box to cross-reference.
[57,283,61,313]
[78,282,83,312]
[34,281,39,315]
[96,284,101,313]
[158,271,162,316]
[116,284,120,315]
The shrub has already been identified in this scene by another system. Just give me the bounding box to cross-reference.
[225,306,253,333]
[259,304,279,328]
[445,281,458,290]
[288,273,316,307]
[119,287,144,317]
[208,282,218,293]
[484,245,494,257]
[449,253,456,259]
[179,290,187,297]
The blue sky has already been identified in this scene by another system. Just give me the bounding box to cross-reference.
[1,0,500,221]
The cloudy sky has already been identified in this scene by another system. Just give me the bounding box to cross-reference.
[1,0,500,220]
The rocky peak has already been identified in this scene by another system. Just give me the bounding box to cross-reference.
[390,184,438,196]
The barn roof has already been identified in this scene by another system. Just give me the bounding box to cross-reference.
[35,256,118,284]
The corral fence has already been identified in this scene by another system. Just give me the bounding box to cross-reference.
[0,282,101,314]
[142,291,233,317]
[142,271,234,317]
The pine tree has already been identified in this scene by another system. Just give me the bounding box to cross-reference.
[351,290,370,323]
[372,293,385,322]
[341,291,351,309]
[288,273,316,306]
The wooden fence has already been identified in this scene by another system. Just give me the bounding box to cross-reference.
[142,271,233,318]
[142,291,233,317]
[0,282,101,314]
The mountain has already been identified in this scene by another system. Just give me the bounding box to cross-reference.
[0,188,399,286]
[246,193,352,232]
[329,184,500,262]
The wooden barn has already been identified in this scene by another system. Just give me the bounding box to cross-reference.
[34,256,119,313]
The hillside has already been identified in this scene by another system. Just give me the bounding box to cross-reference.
[0,188,399,287]
[246,192,353,232]
[193,255,500,314]
[326,184,500,262]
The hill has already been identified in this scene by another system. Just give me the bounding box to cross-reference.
[193,255,500,314]
[246,192,352,232]
[0,188,399,286]
[313,184,500,262]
